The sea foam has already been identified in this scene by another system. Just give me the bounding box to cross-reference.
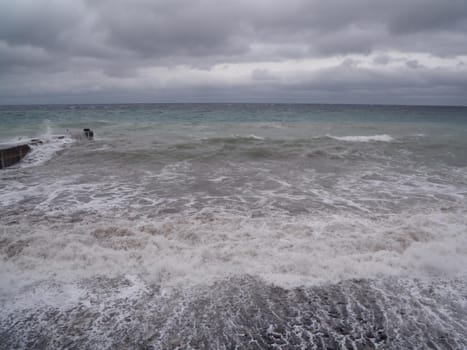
[20,135,74,168]
[329,134,395,142]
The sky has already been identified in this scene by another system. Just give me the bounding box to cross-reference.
[1,0,467,105]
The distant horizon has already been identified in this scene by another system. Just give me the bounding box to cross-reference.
[1,101,467,108]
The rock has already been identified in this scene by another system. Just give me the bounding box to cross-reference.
[0,144,31,169]
[83,128,94,140]
[29,138,44,145]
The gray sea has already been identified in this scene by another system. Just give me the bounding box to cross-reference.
[1,104,467,349]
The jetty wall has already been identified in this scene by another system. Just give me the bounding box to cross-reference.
[0,144,31,169]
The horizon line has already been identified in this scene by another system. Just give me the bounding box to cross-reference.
[1,101,466,108]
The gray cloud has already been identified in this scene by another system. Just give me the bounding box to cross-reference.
[406,60,421,69]
[1,0,467,104]
[373,55,391,65]
[251,68,278,81]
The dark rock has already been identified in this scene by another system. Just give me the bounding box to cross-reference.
[0,144,31,169]
[83,128,94,140]
[29,139,43,146]
[379,333,388,341]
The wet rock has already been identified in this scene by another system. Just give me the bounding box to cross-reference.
[29,139,43,146]
[0,144,31,169]
[83,128,94,140]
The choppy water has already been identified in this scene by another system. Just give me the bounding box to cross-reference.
[1,104,467,349]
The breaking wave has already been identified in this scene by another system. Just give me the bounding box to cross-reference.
[328,134,395,142]
[20,135,74,168]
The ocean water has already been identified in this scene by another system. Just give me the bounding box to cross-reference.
[0,103,466,349]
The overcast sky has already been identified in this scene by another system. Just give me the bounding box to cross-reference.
[1,0,467,105]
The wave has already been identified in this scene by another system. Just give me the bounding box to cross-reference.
[0,120,79,169]
[1,207,465,293]
[241,134,265,140]
[18,134,74,168]
[0,136,74,170]
[202,134,265,143]
[328,134,394,142]
[24,137,73,168]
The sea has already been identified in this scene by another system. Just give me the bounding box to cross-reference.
[0,103,466,349]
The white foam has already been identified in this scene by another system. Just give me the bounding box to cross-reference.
[243,134,265,140]
[258,122,287,129]
[0,135,74,171]
[202,134,265,141]
[1,208,466,301]
[20,135,74,168]
[328,134,394,142]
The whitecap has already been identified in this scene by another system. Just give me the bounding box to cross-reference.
[328,134,394,142]
[19,135,74,168]
[242,134,265,140]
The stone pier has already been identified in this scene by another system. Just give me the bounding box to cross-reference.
[0,144,31,169]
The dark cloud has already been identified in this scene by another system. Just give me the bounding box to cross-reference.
[251,68,278,81]
[0,0,467,104]
[385,0,467,34]
[406,60,421,69]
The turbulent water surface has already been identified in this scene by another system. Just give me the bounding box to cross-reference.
[1,104,467,349]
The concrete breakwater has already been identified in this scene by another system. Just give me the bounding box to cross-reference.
[0,144,31,169]
[0,128,94,169]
